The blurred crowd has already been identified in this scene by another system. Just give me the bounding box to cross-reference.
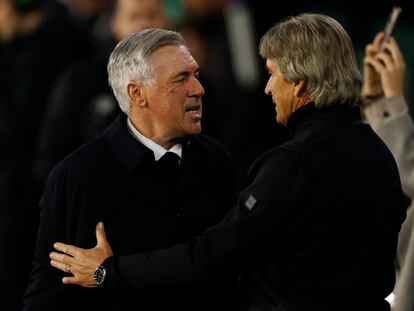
[1,0,414,310]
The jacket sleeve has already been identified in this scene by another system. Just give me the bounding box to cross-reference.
[364,96,414,198]
[104,148,309,289]
[23,166,79,310]
[364,96,414,310]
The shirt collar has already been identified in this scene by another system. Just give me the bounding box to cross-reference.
[127,118,182,161]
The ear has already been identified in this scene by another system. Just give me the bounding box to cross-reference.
[127,81,146,108]
[293,79,307,97]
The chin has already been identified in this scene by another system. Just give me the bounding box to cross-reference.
[186,124,202,135]
[276,117,288,127]
[275,115,282,124]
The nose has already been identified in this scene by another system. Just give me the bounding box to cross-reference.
[264,79,271,95]
[190,76,205,97]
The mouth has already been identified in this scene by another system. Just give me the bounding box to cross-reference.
[185,105,200,112]
[185,104,202,119]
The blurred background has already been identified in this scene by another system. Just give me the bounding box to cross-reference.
[1,0,413,309]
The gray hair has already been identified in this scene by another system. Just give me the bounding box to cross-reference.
[107,28,186,113]
[259,13,362,107]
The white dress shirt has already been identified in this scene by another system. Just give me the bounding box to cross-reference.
[127,118,182,161]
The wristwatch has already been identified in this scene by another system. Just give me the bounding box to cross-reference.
[93,264,107,287]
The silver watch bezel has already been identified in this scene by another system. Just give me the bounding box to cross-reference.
[93,265,107,287]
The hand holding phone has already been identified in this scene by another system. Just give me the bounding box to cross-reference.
[380,6,402,52]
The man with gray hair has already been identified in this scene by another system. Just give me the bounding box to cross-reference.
[49,14,405,311]
[23,28,238,310]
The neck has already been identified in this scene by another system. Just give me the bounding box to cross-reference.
[128,112,178,150]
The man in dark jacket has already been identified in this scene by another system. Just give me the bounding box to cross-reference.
[49,14,406,311]
[23,28,238,310]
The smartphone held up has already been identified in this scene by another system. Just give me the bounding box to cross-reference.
[379,6,402,52]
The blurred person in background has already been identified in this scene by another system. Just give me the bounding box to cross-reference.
[362,31,414,311]
[59,0,109,41]
[0,0,92,309]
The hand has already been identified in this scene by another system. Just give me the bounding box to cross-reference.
[362,32,405,98]
[362,32,384,98]
[49,222,113,287]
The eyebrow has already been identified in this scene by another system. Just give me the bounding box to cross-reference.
[172,67,200,80]
[175,71,191,79]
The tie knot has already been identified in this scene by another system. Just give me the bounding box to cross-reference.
[157,152,181,176]
[161,152,181,165]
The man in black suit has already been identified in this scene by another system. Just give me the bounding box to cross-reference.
[23,28,238,310]
[49,14,407,311]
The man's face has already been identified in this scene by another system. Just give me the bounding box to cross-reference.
[141,45,205,144]
[264,58,296,126]
[111,0,170,41]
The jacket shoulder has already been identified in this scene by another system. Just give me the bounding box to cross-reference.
[47,135,108,182]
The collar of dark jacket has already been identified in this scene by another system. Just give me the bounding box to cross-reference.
[287,102,361,136]
[102,113,151,173]
[102,113,192,173]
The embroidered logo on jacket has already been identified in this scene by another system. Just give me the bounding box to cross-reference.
[244,194,257,211]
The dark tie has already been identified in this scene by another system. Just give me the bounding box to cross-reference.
[158,152,181,177]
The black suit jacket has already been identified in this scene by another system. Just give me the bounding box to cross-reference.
[103,104,406,311]
[23,113,238,310]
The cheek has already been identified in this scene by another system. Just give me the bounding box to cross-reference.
[270,78,284,97]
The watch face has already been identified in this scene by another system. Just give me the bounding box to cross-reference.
[94,265,106,286]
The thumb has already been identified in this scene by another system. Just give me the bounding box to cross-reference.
[95,222,108,247]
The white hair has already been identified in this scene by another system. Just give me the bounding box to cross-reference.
[107,28,186,113]
[259,13,362,107]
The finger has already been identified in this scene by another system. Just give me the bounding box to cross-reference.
[50,259,72,273]
[95,222,107,247]
[62,276,88,286]
[382,44,404,70]
[54,242,80,257]
[365,57,386,74]
[375,52,394,70]
[365,44,378,57]
[49,251,76,266]
[62,275,96,288]
[364,55,379,67]
[373,32,385,48]
[62,276,77,284]
[385,37,405,65]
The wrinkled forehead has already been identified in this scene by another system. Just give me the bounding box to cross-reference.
[150,44,198,73]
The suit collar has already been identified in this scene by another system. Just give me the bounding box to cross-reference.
[103,113,154,173]
[287,102,361,136]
